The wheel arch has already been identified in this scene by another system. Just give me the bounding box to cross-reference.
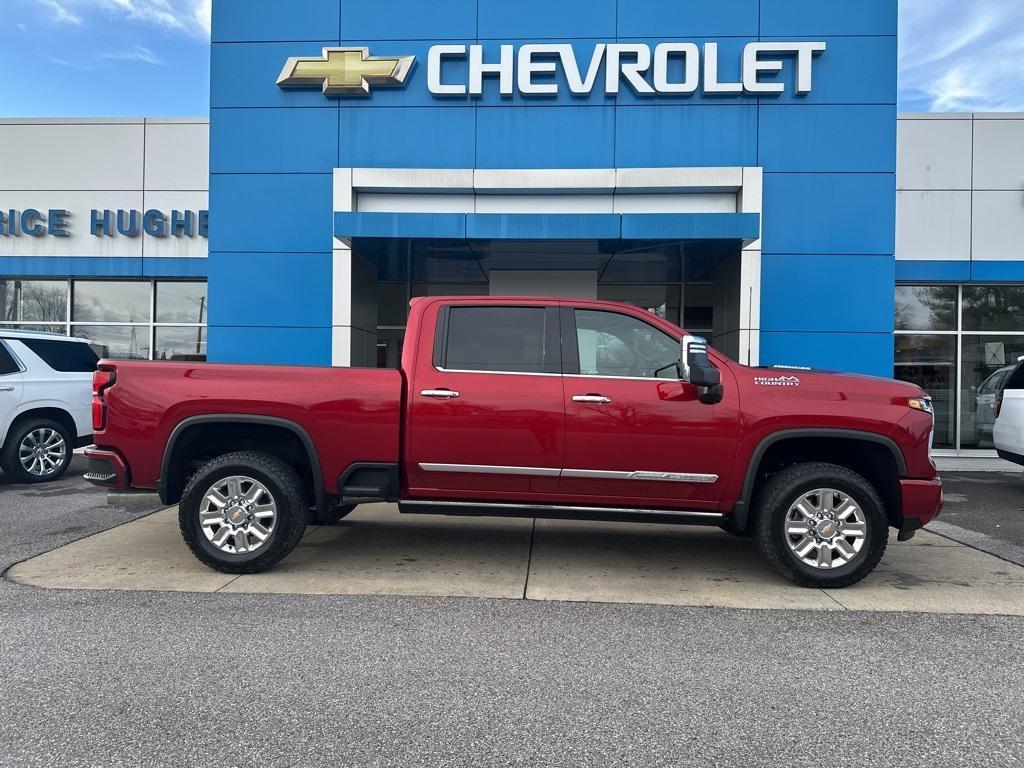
[4,406,80,447]
[731,429,907,532]
[159,414,326,512]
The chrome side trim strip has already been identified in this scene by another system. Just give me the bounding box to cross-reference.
[419,463,561,478]
[419,464,719,483]
[407,500,724,519]
[562,469,719,484]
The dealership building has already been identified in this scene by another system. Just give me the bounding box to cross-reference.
[2,0,1024,458]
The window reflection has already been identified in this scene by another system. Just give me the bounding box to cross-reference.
[895,286,957,332]
[894,334,956,449]
[155,282,207,324]
[73,325,151,360]
[154,327,207,361]
[961,336,1024,449]
[73,282,151,323]
[0,280,67,323]
[962,286,1024,332]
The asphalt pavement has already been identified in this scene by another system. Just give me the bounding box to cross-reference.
[0,463,1022,768]
[941,471,1024,547]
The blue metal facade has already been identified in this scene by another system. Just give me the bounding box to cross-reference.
[209,0,898,374]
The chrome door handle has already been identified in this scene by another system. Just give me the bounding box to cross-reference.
[0,386,14,392]
[421,389,460,399]
[572,394,612,404]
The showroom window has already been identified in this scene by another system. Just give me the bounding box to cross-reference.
[0,279,208,362]
[895,284,1024,454]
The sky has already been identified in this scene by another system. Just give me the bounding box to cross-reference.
[1,0,1022,117]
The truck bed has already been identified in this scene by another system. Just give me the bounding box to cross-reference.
[94,361,403,494]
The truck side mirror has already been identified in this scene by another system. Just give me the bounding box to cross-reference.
[681,335,723,404]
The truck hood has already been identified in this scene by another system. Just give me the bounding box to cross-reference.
[745,366,927,399]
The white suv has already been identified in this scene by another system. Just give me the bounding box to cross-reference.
[0,331,98,483]
[994,359,1024,466]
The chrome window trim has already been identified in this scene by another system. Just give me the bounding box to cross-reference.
[408,500,724,519]
[419,463,718,483]
[564,373,682,383]
[433,366,562,378]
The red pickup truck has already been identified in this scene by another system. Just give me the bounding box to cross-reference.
[86,297,942,588]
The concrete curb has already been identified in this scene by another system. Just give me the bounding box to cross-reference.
[926,520,1024,568]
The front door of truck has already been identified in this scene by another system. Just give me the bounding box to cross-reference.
[405,303,565,501]
[557,307,734,512]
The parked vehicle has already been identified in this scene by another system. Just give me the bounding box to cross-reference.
[975,365,1015,443]
[993,358,1024,465]
[0,330,98,483]
[86,297,943,588]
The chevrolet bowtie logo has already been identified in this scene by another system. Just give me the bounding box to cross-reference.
[277,47,415,96]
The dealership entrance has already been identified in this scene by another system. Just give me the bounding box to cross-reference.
[331,166,763,369]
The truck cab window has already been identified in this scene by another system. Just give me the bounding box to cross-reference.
[575,310,679,379]
[443,306,550,374]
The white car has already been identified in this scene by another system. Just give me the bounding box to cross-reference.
[0,330,99,483]
[994,359,1024,466]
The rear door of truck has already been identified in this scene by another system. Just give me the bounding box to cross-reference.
[404,300,565,500]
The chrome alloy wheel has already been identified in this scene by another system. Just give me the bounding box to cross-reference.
[18,428,67,477]
[199,476,278,555]
[784,488,868,570]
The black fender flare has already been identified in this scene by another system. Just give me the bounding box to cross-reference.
[158,414,326,511]
[729,428,907,531]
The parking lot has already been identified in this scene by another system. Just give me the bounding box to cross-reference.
[1,462,1023,767]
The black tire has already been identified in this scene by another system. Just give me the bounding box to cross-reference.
[753,462,889,588]
[179,451,308,574]
[1,418,74,484]
[309,504,356,525]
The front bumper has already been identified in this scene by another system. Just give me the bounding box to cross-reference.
[898,477,943,540]
[83,447,130,489]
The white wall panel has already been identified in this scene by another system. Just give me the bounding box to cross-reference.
[144,122,209,191]
[972,119,1024,192]
[972,191,1024,261]
[612,193,736,214]
[0,122,144,191]
[897,118,973,191]
[0,191,144,257]
[896,191,972,261]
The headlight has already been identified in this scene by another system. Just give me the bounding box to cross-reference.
[908,397,934,414]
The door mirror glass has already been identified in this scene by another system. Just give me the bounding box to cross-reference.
[680,335,721,389]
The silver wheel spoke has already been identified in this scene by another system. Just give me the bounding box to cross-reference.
[226,477,241,499]
[248,522,271,542]
[212,527,232,547]
[200,511,224,527]
[834,539,857,560]
[794,536,817,557]
[786,521,811,536]
[841,522,867,538]
[253,505,275,519]
[233,530,248,553]
[816,545,833,568]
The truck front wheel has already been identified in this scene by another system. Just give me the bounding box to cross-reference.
[179,451,308,574]
[753,462,888,588]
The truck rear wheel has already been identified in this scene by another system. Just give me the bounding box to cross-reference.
[753,462,888,588]
[179,451,308,574]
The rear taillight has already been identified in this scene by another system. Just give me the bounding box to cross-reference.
[995,387,1005,420]
[92,367,116,431]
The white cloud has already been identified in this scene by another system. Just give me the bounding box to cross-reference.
[900,0,1024,112]
[34,0,210,37]
[99,44,165,65]
[39,0,82,25]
